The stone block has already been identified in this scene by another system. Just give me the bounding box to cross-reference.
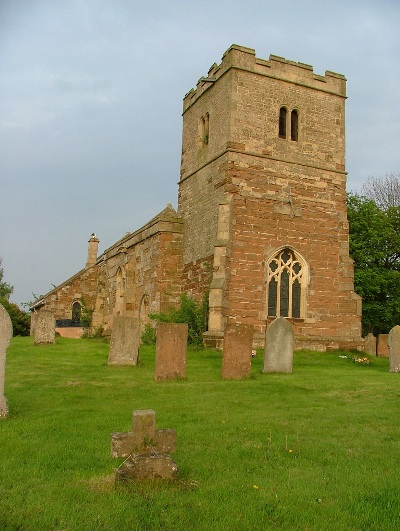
[263,317,294,373]
[108,316,140,365]
[221,323,253,379]
[0,303,13,419]
[132,409,156,449]
[377,334,389,358]
[389,326,400,373]
[34,310,55,345]
[111,432,136,458]
[155,429,177,453]
[116,453,178,481]
[155,323,187,381]
[364,333,376,356]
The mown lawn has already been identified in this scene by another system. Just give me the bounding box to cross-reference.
[1,337,399,530]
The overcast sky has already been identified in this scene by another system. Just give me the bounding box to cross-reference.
[1,0,399,306]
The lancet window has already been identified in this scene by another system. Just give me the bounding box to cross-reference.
[278,106,299,141]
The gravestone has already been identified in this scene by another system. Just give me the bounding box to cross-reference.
[111,409,178,480]
[263,317,294,373]
[0,303,13,418]
[108,316,140,365]
[221,323,254,379]
[155,323,187,381]
[388,325,400,373]
[377,334,389,358]
[34,310,55,345]
[364,333,377,356]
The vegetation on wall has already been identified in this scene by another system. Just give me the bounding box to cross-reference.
[144,292,209,345]
[347,185,400,335]
[79,296,94,329]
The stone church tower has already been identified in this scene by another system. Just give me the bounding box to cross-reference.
[179,44,362,349]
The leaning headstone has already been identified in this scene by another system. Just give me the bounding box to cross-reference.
[222,323,254,379]
[155,323,187,381]
[364,333,377,356]
[34,310,55,345]
[0,304,13,418]
[111,409,178,481]
[263,317,294,373]
[388,325,400,373]
[108,316,140,365]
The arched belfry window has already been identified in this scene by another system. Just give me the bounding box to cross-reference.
[291,110,299,141]
[266,248,305,318]
[278,107,299,141]
[279,107,287,138]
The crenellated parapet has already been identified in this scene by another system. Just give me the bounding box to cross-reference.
[183,44,346,112]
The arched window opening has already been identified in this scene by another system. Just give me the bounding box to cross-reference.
[72,301,81,322]
[291,110,299,141]
[199,112,210,145]
[279,107,287,138]
[266,248,304,319]
[115,267,126,315]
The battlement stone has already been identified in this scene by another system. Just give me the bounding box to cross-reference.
[183,44,346,112]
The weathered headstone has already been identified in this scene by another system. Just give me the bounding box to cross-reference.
[364,333,377,356]
[263,317,294,373]
[388,325,400,373]
[377,334,389,358]
[221,323,254,379]
[111,409,178,481]
[108,316,140,365]
[34,310,55,345]
[155,323,187,381]
[0,303,13,419]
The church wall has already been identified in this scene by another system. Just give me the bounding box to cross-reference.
[32,266,98,321]
[224,156,361,343]
[92,207,183,333]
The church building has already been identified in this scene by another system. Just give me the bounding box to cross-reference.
[31,45,363,350]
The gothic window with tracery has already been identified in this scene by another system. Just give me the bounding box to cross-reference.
[267,248,304,318]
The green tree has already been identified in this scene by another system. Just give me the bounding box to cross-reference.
[0,298,30,336]
[0,257,30,336]
[0,257,13,300]
[347,193,400,335]
[148,292,209,345]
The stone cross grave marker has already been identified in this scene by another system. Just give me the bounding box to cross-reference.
[108,316,140,365]
[0,303,13,419]
[388,325,400,373]
[111,409,178,480]
[263,317,294,373]
[34,310,55,345]
[155,323,188,381]
[221,323,254,379]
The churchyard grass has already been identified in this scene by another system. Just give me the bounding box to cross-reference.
[1,337,400,530]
